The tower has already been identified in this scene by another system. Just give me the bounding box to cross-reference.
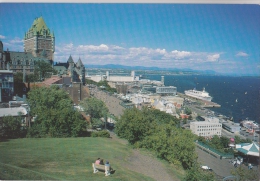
[24,16,55,62]
[161,76,164,86]
[67,55,75,82]
[76,57,85,84]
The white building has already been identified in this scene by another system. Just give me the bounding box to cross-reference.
[190,116,222,137]
[0,106,29,127]
[87,70,139,83]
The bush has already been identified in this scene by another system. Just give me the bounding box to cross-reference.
[0,115,26,139]
[91,130,110,138]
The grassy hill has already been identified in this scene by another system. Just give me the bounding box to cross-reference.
[0,137,154,180]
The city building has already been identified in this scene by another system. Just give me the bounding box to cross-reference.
[222,122,241,133]
[24,16,55,62]
[190,116,222,137]
[156,86,177,96]
[0,70,14,102]
[87,70,139,83]
[54,55,85,84]
[0,106,29,128]
[0,16,54,75]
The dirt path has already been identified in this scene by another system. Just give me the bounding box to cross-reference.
[110,131,180,181]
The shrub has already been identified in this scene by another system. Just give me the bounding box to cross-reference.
[91,130,110,138]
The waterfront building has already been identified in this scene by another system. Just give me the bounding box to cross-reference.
[87,70,139,83]
[24,16,55,62]
[222,122,241,133]
[156,86,177,96]
[190,116,222,137]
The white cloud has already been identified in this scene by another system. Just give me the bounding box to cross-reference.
[166,50,191,59]
[236,51,249,57]
[207,54,220,62]
[0,35,6,39]
[9,37,24,44]
[54,43,225,70]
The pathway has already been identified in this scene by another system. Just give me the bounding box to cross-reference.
[109,131,180,181]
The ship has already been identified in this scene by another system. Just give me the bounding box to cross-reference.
[184,88,213,102]
[240,119,260,133]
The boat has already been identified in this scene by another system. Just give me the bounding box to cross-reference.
[240,120,259,133]
[184,88,213,102]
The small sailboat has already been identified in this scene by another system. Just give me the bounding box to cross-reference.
[236,99,238,103]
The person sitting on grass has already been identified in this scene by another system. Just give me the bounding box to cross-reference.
[95,158,100,165]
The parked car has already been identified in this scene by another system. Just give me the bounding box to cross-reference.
[201,165,213,171]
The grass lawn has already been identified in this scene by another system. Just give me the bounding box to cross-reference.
[0,137,154,180]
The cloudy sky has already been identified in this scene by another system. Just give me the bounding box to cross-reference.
[0,3,259,75]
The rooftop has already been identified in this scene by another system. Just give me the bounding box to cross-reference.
[0,107,27,117]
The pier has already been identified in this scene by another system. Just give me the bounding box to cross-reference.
[177,92,221,108]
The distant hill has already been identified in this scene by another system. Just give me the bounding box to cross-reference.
[85,64,217,75]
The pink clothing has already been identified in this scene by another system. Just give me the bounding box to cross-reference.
[95,160,100,164]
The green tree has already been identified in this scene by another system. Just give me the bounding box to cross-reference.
[26,85,86,138]
[220,136,230,148]
[185,107,192,115]
[13,72,27,96]
[148,108,179,125]
[34,60,57,80]
[0,115,23,139]
[184,162,215,181]
[115,107,195,169]
[209,135,221,149]
[79,97,108,125]
[85,79,98,85]
[97,80,117,93]
[115,107,155,144]
[230,165,259,181]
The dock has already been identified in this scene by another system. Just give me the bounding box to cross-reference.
[177,92,221,108]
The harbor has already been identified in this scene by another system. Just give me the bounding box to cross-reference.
[177,92,221,108]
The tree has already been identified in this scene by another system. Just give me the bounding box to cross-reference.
[0,115,24,139]
[79,97,108,125]
[26,85,86,138]
[34,60,57,80]
[13,72,27,97]
[230,165,259,181]
[184,162,215,181]
[148,108,179,125]
[220,136,229,148]
[115,107,196,169]
[115,107,156,144]
[185,107,192,115]
[97,80,117,93]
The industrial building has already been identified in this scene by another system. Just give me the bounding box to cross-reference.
[222,122,241,133]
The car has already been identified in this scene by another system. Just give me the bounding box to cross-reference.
[201,166,213,171]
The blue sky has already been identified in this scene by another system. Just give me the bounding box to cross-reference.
[0,3,259,75]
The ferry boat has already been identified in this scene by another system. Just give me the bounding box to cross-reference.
[240,120,259,133]
[184,88,213,102]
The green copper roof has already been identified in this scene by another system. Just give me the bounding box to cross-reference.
[26,16,54,38]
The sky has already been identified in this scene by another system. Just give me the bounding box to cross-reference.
[0,3,259,75]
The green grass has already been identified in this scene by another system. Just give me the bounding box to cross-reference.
[0,137,154,180]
